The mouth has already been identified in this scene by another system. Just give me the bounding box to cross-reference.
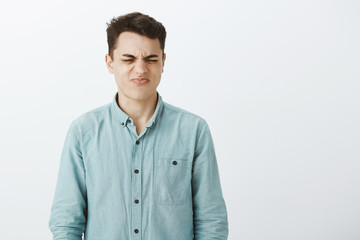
[131,78,150,85]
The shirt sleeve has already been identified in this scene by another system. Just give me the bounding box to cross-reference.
[192,120,229,240]
[49,120,87,240]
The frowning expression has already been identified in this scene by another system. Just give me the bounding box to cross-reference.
[105,31,166,101]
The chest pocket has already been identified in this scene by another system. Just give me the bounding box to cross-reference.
[154,158,192,204]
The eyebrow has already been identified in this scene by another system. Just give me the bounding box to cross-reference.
[122,54,159,59]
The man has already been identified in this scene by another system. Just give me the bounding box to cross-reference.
[49,12,228,240]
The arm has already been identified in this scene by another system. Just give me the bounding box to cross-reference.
[192,120,229,239]
[49,120,87,240]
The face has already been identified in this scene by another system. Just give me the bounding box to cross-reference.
[105,31,166,102]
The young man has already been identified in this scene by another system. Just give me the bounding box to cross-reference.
[49,12,228,240]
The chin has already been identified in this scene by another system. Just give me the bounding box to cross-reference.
[128,90,155,101]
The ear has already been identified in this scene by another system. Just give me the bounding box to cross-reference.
[161,53,166,73]
[105,54,114,74]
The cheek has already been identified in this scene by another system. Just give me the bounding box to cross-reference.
[115,65,130,77]
[152,64,163,74]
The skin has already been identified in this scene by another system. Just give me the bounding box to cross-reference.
[105,31,166,135]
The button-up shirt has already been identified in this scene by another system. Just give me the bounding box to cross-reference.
[49,91,229,240]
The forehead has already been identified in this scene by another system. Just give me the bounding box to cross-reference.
[115,31,162,55]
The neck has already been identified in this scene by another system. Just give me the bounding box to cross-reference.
[116,91,158,124]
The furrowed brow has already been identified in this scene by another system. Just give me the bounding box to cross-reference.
[144,54,159,60]
[122,54,136,58]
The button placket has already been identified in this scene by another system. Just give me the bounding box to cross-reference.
[132,138,142,238]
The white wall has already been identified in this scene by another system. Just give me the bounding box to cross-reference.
[0,0,359,239]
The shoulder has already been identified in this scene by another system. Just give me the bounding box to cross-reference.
[162,102,208,131]
[70,102,112,132]
[162,101,208,127]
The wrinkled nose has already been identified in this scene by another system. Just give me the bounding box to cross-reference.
[134,60,147,75]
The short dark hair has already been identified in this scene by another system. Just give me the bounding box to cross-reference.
[106,12,167,59]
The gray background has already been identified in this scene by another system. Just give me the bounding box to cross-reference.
[0,0,359,239]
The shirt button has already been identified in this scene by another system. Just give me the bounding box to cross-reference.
[134,199,139,204]
[121,122,124,125]
[172,161,177,165]
[136,140,140,145]
[134,229,139,234]
[134,169,139,174]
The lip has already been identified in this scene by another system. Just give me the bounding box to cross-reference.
[131,78,149,85]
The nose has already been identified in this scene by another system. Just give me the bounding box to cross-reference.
[134,59,147,75]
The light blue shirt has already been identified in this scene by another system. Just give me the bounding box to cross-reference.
[49,91,228,240]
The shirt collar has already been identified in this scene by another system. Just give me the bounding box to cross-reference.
[111,91,164,128]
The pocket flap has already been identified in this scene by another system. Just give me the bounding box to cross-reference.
[155,158,192,168]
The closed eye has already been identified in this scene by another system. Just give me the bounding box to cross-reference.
[122,59,158,63]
